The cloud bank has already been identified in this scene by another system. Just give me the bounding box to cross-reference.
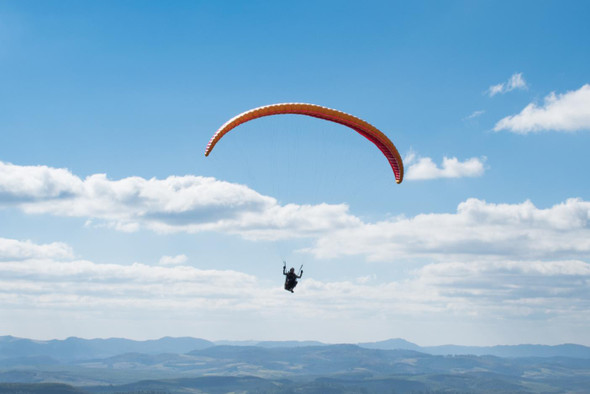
[3,161,590,341]
[1,237,588,339]
[494,84,590,133]
[0,161,360,240]
[0,236,260,313]
[4,162,590,267]
[307,198,590,262]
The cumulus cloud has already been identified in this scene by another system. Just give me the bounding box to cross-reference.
[0,161,360,240]
[407,259,590,317]
[4,162,590,271]
[0,249,262,314]
[306,198,590,262]
[494,84,590,133]
[0,237,74,261]
[405,153,486,180]
[159,254,188,266]
[300,258,590,322]
[0,162,82,203]
[487,72,527,97]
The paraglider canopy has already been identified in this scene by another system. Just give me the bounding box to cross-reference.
[205,103,404,184]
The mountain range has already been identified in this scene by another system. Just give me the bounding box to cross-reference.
[2,335,589,361]
[1,336,590,393]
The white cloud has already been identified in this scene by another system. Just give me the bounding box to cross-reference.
[494,84,590,133]
[408,259,590,317]
[301,258,590,321]
[0,161,360,241]
[0,237,74,261]
[0,257,262,313]
[405,154,486,180]
[4,162,590,273]
[306,198,590,262]
[488,72,527,97]
[159,254,188,266]
[1,237,589,324]
[0,162,82,202]
[464,110,485,120]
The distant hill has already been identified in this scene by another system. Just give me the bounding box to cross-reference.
[358,338,422,351]
[86,376,284,393]
[3,335,590,361]
[254,340,326,348]
[213,339,326,347]
[356,338,590,358]
[0,336,214,362]
[1,375,532,394]
[213,337,590,359]
[0,383,85,393]
[423,343,590,358]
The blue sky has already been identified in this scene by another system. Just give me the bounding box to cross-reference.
[1,0,590,346]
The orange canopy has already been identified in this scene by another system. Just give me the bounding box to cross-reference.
[205,103,403,184]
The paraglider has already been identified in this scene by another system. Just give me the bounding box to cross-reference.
[205,103,403,293]
[283,261,303,293]
[205,103,404,183]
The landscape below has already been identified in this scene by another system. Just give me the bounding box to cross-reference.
[1,336,589,393]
